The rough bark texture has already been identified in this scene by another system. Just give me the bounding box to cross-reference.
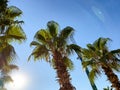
[102,65,120,90]
[53,50,75,90]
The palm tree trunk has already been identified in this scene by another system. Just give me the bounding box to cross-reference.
[53,50,75,90]
[102,65,120,90]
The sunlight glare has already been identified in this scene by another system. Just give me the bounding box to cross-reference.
[7,72,29,90]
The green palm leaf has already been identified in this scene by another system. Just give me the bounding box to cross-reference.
[59,26,74,40]
[28,45,49,61]
[6,6,22,18]
[47,21,58,37]
[67,44,81,56]
[30,41,41,47]
[89,69,97,84]
[6,25,26,43]
[34,29,51,44]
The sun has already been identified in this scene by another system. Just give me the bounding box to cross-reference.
[12,73,27,88]
[7,72,29,89]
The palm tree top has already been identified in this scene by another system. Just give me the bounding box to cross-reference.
[82,37,120,86]
[31,21,75,50]
[29,21,79,70]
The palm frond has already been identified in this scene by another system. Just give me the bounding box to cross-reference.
[2,64,18,74]
[30,41,40,47]
[89,65,101,84]
[28,45,50,62]
[0,43,16,63]
[1,75,13,83]
[6,25,26,43]
[7,64,18,70]
[59,26,74,40]
[89,69,97,84]
[110,63,120,72]
[67,44,81,56]
[34,29,51,45]
[6,6,22,18]
[110,49,120,56]
[47,21,58,37]
[93,37,111,50]
[81,48,94,59]
[13,20,24,24]
[104,49,120,65]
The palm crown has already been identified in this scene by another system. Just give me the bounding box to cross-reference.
[29,21,78,69]
[82,37,120,90]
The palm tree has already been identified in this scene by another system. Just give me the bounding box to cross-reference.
[0,0,26,89]
[82,37,120,90]
[29,21,82,90]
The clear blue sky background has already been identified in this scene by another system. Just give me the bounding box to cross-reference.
[7,0,120,90]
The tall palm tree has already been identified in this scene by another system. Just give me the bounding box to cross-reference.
[82,37,120,90]
[0,0,26,89]
[29,21,82,90]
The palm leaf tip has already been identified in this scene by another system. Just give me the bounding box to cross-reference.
[60,26,74,39]
[30,41,40,47]
[47,20,59,37]
[7,6,23,17]
[110,49,120,54]
[68,44,81,52]
[28,54,32,61]
[93,37,111,50]
[67,44,81,56]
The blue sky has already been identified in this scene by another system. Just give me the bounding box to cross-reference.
[6,0,120,90]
